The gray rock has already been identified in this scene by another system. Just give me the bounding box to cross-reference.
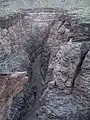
[0,9,90,120]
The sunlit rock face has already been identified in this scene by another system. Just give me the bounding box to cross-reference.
[0,72,28,120]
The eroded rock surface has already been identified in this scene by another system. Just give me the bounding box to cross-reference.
[28,13,90,120]
[0,8,90,120]
[0,72,28,120]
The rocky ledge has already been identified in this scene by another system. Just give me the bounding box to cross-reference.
[0,8,90,120]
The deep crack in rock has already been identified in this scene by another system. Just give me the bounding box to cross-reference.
[0,8,90,120]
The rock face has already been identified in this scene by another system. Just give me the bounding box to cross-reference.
[35,42,90,120]
[0,72,28,120]
[0,8,90,120]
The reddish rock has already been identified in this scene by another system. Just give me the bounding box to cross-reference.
[0,71,28,120]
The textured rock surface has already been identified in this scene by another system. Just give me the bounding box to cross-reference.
[0,72,28,120]
[21,9,90,120]
[0,9,58,120]
[0,8,90,120]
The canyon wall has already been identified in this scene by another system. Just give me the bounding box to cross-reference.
[0,9,90,120]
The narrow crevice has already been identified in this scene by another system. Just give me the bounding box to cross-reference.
[71,43,89,88]
[73,37,90,42]
[19,18,59,120]
[57,19,66,31]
